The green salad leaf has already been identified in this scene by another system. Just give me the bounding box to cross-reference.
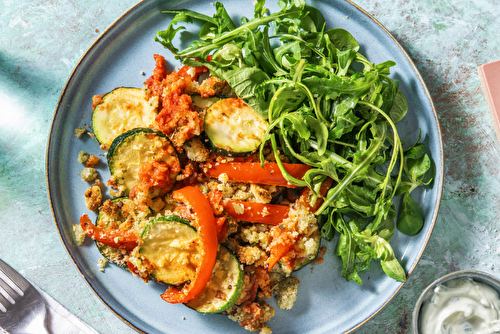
[156,0,435,284]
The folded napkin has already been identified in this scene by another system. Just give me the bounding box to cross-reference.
[1,282,99,334]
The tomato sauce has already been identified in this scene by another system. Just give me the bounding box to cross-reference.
[145,54,204,147]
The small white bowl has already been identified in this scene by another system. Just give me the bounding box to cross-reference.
[412,269,500,333]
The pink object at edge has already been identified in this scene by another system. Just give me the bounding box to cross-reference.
[478,60,500,143]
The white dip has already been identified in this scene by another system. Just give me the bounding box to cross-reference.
[419,277,500,334]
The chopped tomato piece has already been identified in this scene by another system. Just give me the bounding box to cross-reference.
[177,65,208,80]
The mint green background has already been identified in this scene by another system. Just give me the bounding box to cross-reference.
[1,0,499,333]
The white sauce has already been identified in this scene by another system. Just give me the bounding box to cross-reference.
[419,277,500,334]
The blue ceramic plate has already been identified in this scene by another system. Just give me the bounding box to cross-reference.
[47,0,443,333]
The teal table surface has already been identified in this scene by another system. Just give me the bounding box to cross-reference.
[1,0,499,333]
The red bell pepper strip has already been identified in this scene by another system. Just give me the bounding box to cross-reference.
[127,261,139,275]
[264,228,297,271]
[203,162,310,188]
[295,178,334,211]
[79,214,138,252]
[265,178,333,271]
[160,186,218,304]
[215,216,227,243]
[207,189,224,216]
[126,261,151,281]
[222,200,289,225]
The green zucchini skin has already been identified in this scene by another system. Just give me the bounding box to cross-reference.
[106,127,166,160]
[139,215,202,286]
[155,214,191,225]
[203,98,268,157]
[107,128,180,196]
[185,245,243,314]
[92,87,158,150]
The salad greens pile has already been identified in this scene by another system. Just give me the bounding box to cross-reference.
[155,0,434,284]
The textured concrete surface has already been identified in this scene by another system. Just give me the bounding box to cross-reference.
[1,0,499,333]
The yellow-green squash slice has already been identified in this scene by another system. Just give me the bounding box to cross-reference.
[204,98,268,157]
[185,245,243,313]
[139,215,201,285]
[92,87,158,150]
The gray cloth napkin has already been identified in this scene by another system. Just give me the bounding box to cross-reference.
[1,282,99,334]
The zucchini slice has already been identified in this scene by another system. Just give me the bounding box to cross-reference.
[139,215,202,285]
[185,245,243,313]
[204,98,268,156]
[191,95,220,111]
[92,87,158,150]
[107,128,180,195]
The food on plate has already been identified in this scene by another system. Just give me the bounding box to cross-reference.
[92,87,159,150]
[107,128,181,196]
[204,97,269,156]
[75,0,435,332]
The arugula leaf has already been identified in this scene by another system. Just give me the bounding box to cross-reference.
[397,192,424,235]
[222,67,273,118]
[302,72,378,95]
[326,28,360,52]
[388,88,408,123]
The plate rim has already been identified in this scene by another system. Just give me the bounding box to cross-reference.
[46,0,444,333]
